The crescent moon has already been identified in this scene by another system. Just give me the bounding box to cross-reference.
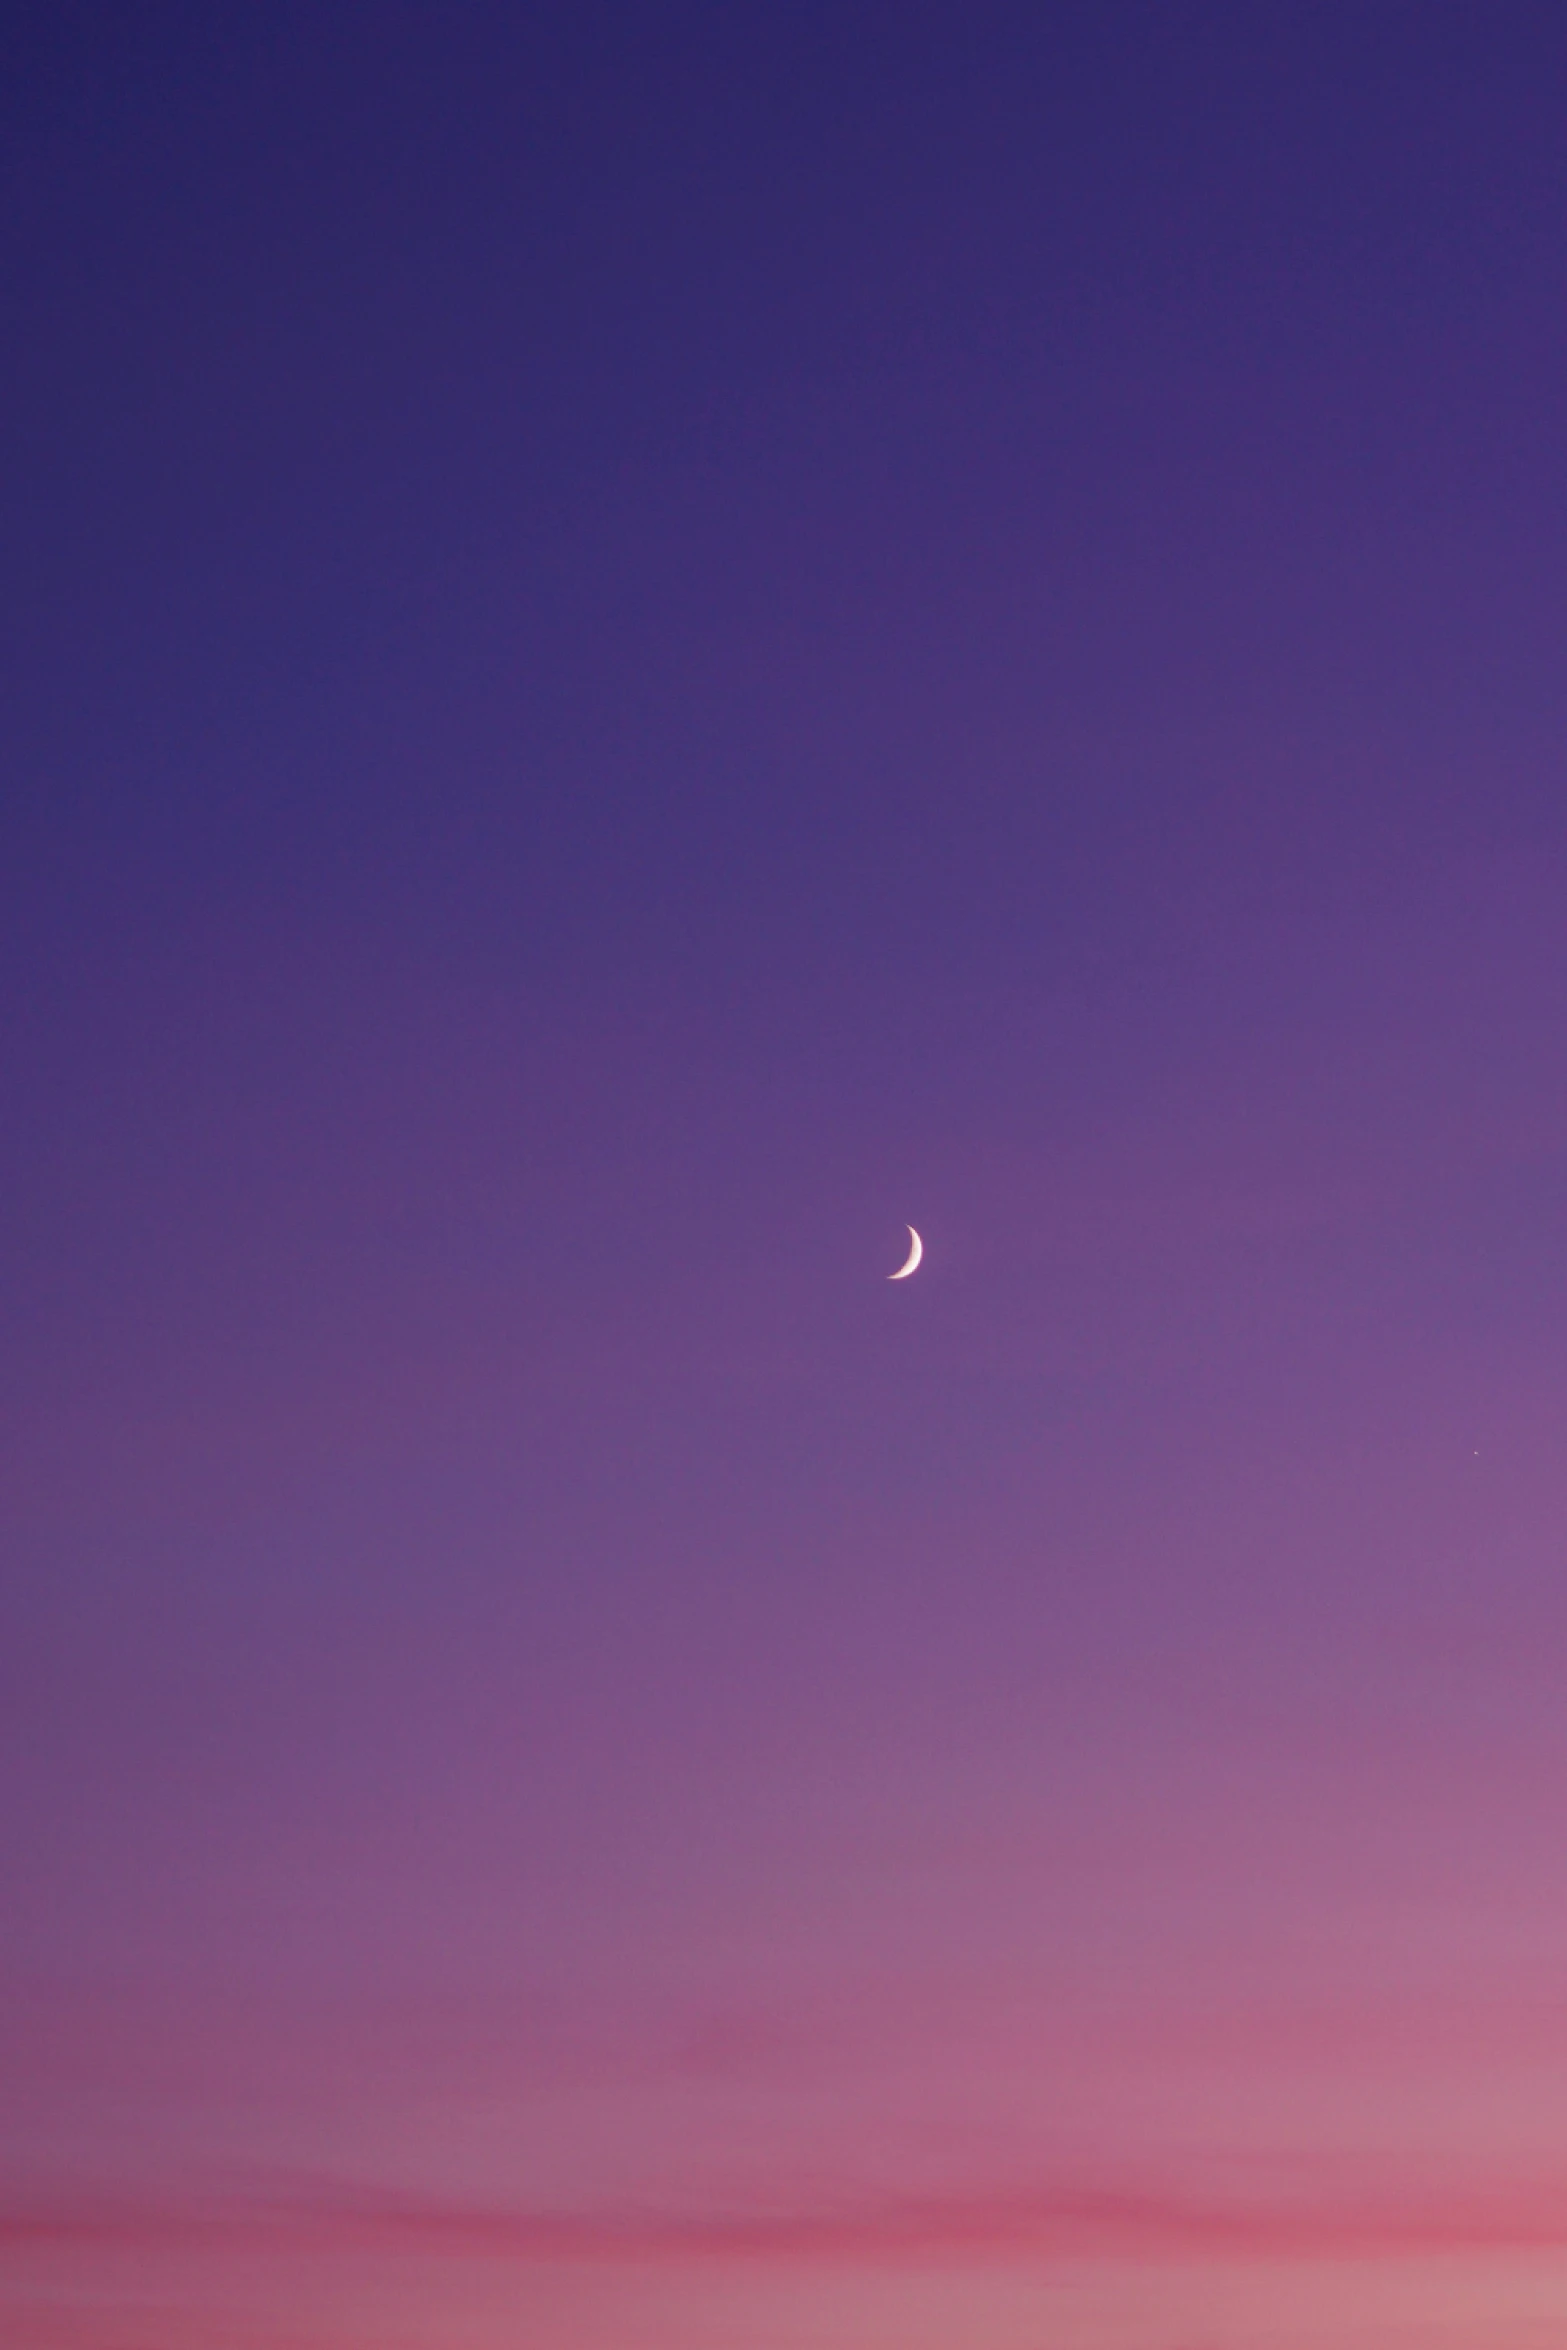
[888,1225,923,1280]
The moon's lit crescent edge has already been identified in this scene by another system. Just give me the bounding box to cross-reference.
[889,1225,923,1280]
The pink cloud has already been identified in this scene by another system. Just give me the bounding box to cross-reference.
[10,2169,1567,2270]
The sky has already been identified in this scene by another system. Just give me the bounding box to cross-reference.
[6,4,1567,2344]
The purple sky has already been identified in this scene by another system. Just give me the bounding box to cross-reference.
[7,8,1567,2345]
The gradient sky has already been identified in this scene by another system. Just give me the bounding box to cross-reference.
[7,7,1567,2345]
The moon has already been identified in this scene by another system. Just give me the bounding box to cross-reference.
[888,1225,923,1280]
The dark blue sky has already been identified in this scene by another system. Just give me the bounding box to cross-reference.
[7,2,1566,1008]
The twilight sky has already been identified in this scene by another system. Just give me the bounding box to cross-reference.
[7,7,1567,2346]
